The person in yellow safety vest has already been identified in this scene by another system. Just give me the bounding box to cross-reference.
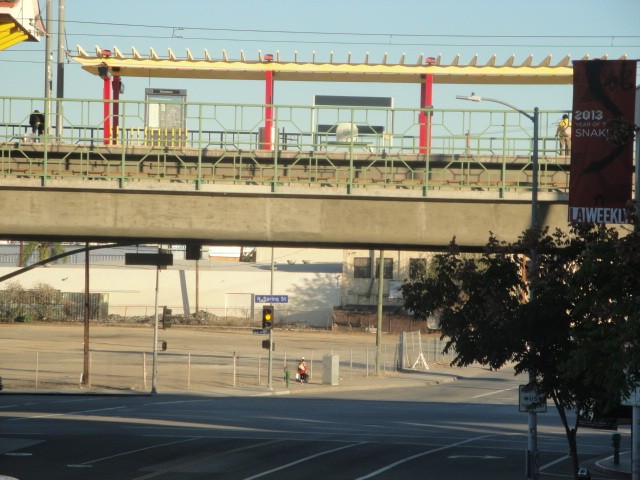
[556,114,572,156]
[297,357,308,383]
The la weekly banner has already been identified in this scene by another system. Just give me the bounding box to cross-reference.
[569,60,637,223]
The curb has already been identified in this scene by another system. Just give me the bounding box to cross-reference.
[594,453,631,479]
[0,390,152,397]
[0,371,463,398]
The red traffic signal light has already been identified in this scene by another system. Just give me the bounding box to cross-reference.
[262,306,273,329]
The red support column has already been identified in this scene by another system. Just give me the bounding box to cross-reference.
[262,69,274,150]
[111,76,121,145]
[103,75,112,145]
[418,73,434,154]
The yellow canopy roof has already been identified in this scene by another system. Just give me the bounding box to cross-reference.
[0,20,27,50]
[72,46,628,85]
[0,0,45,51]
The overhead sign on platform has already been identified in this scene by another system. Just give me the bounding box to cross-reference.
[125,253,173,267]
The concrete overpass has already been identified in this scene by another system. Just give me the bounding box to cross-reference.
[0,180,568,251]
[0,96,572,251]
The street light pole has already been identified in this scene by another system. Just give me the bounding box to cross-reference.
[457,94,540,479]
[268,247,274,390]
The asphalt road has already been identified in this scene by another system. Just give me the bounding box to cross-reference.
[0,367,626,479]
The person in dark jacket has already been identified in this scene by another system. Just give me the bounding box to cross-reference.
[29,110,45,136]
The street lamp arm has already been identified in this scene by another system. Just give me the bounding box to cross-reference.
[480,97,534,122]
[456,94,534,122]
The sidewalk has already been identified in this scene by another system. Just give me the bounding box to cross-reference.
[0,363,473,398]
[596,451,631,478]
[209,363,474,397]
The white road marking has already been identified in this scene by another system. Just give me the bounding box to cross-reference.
[356,434,494,479]
[448,455,502,459]
[6,405,127,421]
[540,454,570,471]
[143,400,210,406]
[60,398,101,404]
[71,437,202,466]
[473,387,517,399]
[242,442,365,480]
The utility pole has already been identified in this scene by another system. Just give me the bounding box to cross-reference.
[82,242,90,386]
[151,251,160,394]
[55,0,65,138]
[375,250,384,375]
[195,258,199,318]
[44,0,53,133]
[457,94,541,479]
[267,248,274,390]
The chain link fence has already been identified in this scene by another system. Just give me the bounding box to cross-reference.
[0,289,108,322]
[0,325,406,393]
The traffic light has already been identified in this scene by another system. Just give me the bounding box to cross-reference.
[262,305,273,329]
[162,306,172,329]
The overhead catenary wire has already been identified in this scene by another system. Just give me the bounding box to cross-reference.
[59,20,640,40]
[9,18,640,49]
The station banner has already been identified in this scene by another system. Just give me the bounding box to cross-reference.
[568,60,637,224]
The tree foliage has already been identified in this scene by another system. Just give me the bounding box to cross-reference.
[401,212,640,478]
[19,241,66,267]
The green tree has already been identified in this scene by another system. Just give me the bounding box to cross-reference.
[19,241,66,267]
[401,219,640,479]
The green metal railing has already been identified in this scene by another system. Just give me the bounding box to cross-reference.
[0,96,573,195]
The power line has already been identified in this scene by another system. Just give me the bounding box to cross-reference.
[51,20,639,49]
[61,20,640,40]
[59,32,640,49]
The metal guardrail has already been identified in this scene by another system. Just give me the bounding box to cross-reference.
[0,96,573,195]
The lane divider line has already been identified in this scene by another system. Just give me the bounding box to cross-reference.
[243,442,366,480]
[356,434,494,479]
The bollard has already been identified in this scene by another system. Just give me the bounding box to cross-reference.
[233,352,237,387]
[187,353,191,390]
[284,370,291,388]
[612,432,621,465]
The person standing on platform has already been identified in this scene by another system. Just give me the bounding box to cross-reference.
[29,110,45,140]
[556,114,572,156]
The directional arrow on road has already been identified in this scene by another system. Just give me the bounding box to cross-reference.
[447,455,503,460]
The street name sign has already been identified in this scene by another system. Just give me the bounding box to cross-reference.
[519,385,547,413]
[252,329,269,335]
[255,295,289,303]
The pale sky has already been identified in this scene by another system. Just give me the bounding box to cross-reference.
[1,0,639,112]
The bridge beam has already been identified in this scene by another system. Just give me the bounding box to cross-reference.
[0,186,569,251]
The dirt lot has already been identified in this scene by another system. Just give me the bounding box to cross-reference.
[0,323,411,393]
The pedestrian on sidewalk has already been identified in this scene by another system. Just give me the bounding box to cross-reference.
[297,357,308,383]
